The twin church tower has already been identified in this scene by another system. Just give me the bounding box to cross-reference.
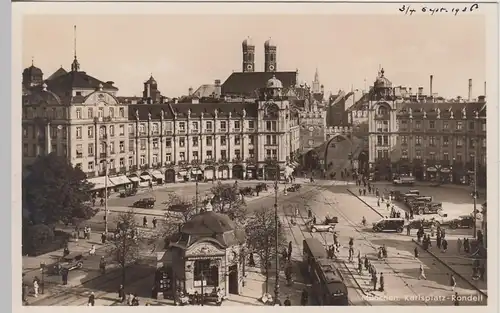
[242,37,277,73]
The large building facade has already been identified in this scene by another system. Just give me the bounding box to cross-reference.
[367,69,487,186]
[22,56,300,185]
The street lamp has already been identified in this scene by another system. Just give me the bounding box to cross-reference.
[472,151,478,239]
[39,261,46,294]
[273,179,280,305]
[103,143,110,234]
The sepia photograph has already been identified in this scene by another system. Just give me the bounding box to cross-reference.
[15,7,493,308]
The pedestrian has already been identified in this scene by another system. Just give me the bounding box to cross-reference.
[430,224,435,237]
[359,188,362,196]
[288,241,293,261]
[464,238,470,253]
[364,255,369,271]
[479,263,486,281]
[89,245,96,256]
[453,292,460,306]
[379,273,385,291]
[358,259,363,274]
[100,198,104,206]
[143,216,148,227]
[406,224,411,236]
[87,226,92,239]
[62,268,69,285]
[348,246,354,262]
[127,293,134,306]
[101,232,106,244]
[284,295,291,306]
[372,273,378,291]
[132,294,139,306]
[418,264,426,280]
[88,292,95,306]
[436,234,442,249]
[33,279,39,297]
[118,284,125,303]
[363,188,366,196]
[409,208,414,219]
[368,185,372,193]
[99,256,106,274]
[152,217,157,228]
[307,209,312,219]
[300,289,308,306]
[377,198,380,207]
[457,238,462,254]
[442,238,448,253]
[449,274,456,291]
[381,245,388,258]
[414,247,419,259]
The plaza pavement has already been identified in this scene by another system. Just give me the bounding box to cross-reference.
[278,185,486,306]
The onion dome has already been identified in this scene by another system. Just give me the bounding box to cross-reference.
[266,75,283,89]
[242,37,254,47]
[264,37,276,48]
[23,64,43,76]
[374,68,392,88]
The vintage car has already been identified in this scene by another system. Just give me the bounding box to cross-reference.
[409,218,439,229]
[120,188,138,198]
[372,218,405,233]
[448,215,475,229]
[393,175,415,185]
[287,184,302,192]
[133,197,156,208]
[413,202,443,215]
[406,196,432,208]
[307,216,338,233]
[48,253,83,275]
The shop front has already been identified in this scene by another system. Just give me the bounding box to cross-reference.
[232,165,244,180]
[165,169,176,183]
[440,167,452,183]
[426,166,438,181]
[177,169,189,182]
[204,166,215,181]
[190,168,204,181]
[150,170,164,185]
[264,165,279,181]
[218,165,230,180]
[245,165,256,180]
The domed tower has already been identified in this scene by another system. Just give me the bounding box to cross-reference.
[373,68,393,100]
[242,37,255,72]
[143,75,160,102]
[22,61,44,88]
[264,38,277,72]
[264,75,283,100]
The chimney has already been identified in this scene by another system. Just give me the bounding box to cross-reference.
[188,87,193,96]
[418,87,424,95]
[468,79,472,102]
[429,75,433,97]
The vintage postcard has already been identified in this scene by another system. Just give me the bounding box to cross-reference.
[12,2,497,310]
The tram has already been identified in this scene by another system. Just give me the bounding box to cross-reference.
[302,238,349,305]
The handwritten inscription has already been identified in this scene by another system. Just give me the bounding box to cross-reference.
[399,4,480,16]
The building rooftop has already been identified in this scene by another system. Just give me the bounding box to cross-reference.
[221,71,297,97]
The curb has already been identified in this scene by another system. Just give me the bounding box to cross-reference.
[341,261,368,296]
[346,189,383,218]
[411,239,488,298]
[108,208,166,217]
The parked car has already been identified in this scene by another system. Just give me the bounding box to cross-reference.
[133,197,156,208]
[406,196,432,207]
[120,188,138,198]
[307,216,338,233]
[372,218,405,233]
[409,218,438,229]
[48,253,83,275]
[448,215,475,229]
[393,176,415,185]
[413,202,443,215]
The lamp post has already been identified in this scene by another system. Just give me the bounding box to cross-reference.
[273,177,280,305]
[40,262,46,294]
[195,175,199,214]
[103,143,109,234]
[472,151,478,239]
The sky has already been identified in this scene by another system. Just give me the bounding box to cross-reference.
[22,14,486,99]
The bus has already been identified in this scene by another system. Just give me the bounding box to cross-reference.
[302,238,349,305]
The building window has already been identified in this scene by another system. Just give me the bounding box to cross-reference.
[443,121,449,130]
[415,121,421,129]
[23,144,28,157]
[377,135,382,145]
[192,151,199,160]
[179,137,185,148]
[179,152,185,161]
[443,136,449,146]
[206,150,213,159]
[109,125,115,137]
[153,138,159,149]
[76,127,82,139]
[192,121,199,132]
[128,140,134,152]
[206,121,213,132]
[76,144,83,158]
[249,149,255,158]
[456,153,462,162]
[429,152,436,160]
[469,138,475,148]
[234,149,241,159]
[109,143,115,154]
[415,150,422,159]
[119,141,125,153]
[234,135,241,145]
[166,138,172,148]
[429,136,436,146]
[220,121,227,132]
[193,260,219,287]
[87,126,94,139]
[98,108,104,118]
[383,135,388,145]
[119,125,125,136]
[248,121,255,130]
[76,108,82,119]
[140,155,146,165]
[377,150,383,160]
[165,153,172,162]
[88,161,94,171]
[119,108,125,118]
[152,123,159,135]
[220,136,227,146]
[119,158,125,168]
[140,139,146,150]
[429,120,435,129]
[401,150,408,159]
[469,121,475,130]
[234,121,241,131]
[456,137,463,147]
[109,108,114,118]
[128,156,133,166]
[401,136,408,145]
[469,153,475,163]
[266,121,277,131]
[481,121,486,131]
[482,138,486,147]
[206,136,212,146]
[88,143,94,156]
[153,154,158,164]
[266,135,277,145]
[400,120,408,128]
[456,121,463,130]
[415,136,422,145]
[220,150,227,159]
[383,150,389,159]
[443,152,449,161]
[193,137,199,147]
[87,108,93,119]
[249,135,255,145]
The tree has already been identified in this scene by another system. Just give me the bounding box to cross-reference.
[108,210,141,285]
[23,152,96,226]
[245,206,286,294]
[210,182,248,225]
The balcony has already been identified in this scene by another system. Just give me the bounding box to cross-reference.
[191,159,201,166]
[191,129,199,134]
[264,157,279,167]
[178,160,188,167]
[152,162,162,169]
[234,128,241,132]
[220,128,227,133]
[76,153,83,159]
[232,157,243,164]
[206,129,213,133]
[204,159,215,166]
[165,161,175,168]
[99,135,108,140]
[218,158,229,165]
[99,153,107,158]
[165,130,173,135]
[178,129,186,134]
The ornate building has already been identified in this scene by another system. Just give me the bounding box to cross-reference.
[367,69,487,186]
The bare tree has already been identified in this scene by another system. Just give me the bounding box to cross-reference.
[107,210,141,286]
[210,182,248,226]
[245,206,286,294]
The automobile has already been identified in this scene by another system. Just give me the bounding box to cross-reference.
[393,175,415,185]
[48,253,83,275]
[408,218,438,229]
[406,196,432,207]
[133,197,156,208]
[448,215,475,229]
[120,188,138,198]
[372,218,405,233]
[287,184,302,192]
[307,216,338,233]
[413,202,443,215]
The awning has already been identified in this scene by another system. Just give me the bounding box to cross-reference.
[87,176,115,190]
[109,175,131,186]
[151,170,163,180]
[128,176,140,182]
[191,169,203,175]
[140,175,152,181]
[441,168,451,173]
[426,167,437,172]
[178,171,188,176]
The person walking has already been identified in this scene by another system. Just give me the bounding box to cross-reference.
[33,279,39,298]
[300,289,308,306]
[143,216,148,228]
[418,264,427,280]
[99,256,106,274]
[89,245,96,256]
[372,272,378,291]
[101,232,106,244]
[442,238,448,253]
[287,241,293,261]
[284,295,291,306]
[364,255,369,271]
[406,224,411,236]
[457,238,462,254]
[88,292,95,306]
[152,217,157,228]
[414,247,419,259]
[379,273,385,291]
[118,285,125,303]
[449,274,457,291]
[463,238,470,253]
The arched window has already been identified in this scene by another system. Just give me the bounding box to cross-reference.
[378,106,388,115]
